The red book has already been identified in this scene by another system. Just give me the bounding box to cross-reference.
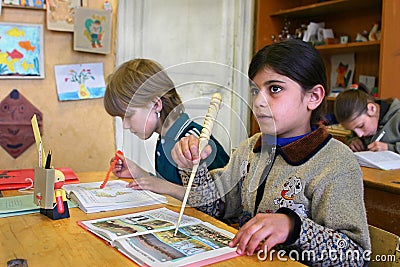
[0,167,79,190]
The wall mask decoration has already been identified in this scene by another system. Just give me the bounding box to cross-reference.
[0,89,43,158]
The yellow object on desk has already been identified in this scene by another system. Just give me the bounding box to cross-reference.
[31,114,45,167]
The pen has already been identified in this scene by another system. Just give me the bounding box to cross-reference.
[375,130,386,142]
[45,150,52,169]
[100,150,124,189]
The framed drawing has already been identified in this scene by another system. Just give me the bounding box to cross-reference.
[73,7,112,54]
[46,0,82,32]
[3,0,45,8]
[0,22,45,79]
[54,62,106,101]
[330,53,355,93]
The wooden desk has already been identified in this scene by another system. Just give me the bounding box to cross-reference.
[362,167,400,236]
[0,172,304,267]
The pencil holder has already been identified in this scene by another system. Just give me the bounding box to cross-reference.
[33,167,70,220]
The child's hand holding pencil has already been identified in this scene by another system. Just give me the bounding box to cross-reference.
[100,150,124,188]
[110,151,133,178]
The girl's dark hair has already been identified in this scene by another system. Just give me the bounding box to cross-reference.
[248,39,328,124]
[334,83,375,123]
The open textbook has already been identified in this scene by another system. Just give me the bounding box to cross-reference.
[62,180,167,213]
[78,207,239,266]
[354,150,400,170]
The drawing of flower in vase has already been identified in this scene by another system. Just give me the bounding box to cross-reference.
[65,68,94,99]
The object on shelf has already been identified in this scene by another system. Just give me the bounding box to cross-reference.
[302,22,325,43]
[330,53,355,91]
[359,75,376,91]
[355,33,368,42]
[340,35,349,44]
[368,22,381,41]
[278,17,291,41]
[295,24,308,40]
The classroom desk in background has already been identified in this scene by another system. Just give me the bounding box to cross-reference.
[361,167,400,236]
[0,171,304,267]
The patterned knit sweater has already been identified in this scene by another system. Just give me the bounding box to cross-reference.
[181,126,371,266]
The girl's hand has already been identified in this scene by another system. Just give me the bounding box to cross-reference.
[367,141,388,152]
[111,153,132,178]
[349,138,366,152]
[171,135,212,169]
[126,176,185,199]
[127,176,164,191]
[229,213,293,256]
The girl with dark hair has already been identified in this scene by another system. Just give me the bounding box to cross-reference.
[171,39,370,266]
[334,84,400,153]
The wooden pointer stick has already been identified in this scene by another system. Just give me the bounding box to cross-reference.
[174,93,222,236]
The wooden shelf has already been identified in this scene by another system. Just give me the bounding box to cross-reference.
[315,40,380,54]
[270,0,381,19]
[252,0,395,135]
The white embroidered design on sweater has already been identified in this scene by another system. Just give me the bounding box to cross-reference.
[274,176,307,217]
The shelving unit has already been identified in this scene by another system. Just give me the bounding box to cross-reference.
[252,0,400,134]
[268,0,379,18]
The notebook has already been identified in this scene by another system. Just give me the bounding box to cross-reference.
[62,180,167,213]
[354,150,400,170]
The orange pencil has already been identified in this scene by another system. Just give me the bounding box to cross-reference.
[100,150,124,189]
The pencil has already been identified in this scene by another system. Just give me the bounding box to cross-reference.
[375,130,386,142]
[100,150,124,189]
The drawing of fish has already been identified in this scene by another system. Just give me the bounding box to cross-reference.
[7,28,25,37]
[7,49,24,59]
[19,41,35,52]
[20,60,33,71]
[0,52,17,72]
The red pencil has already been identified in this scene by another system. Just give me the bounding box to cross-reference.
[100,150,124,189]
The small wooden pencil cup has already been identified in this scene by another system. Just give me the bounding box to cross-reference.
[34,167,70,220]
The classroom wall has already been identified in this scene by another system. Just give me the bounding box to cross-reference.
[0,0,118,172]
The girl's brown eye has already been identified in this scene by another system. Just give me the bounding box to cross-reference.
[270,85,282,94]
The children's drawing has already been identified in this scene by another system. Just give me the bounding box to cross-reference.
[0,89,43,158]
[54,63,106,101]
[4,0,45,8]
[0,22,44,79]
[73,7,112,54]
[46,0,82,32]
[330,53,355,92]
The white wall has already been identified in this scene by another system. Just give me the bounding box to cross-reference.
[115,0,254,172]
